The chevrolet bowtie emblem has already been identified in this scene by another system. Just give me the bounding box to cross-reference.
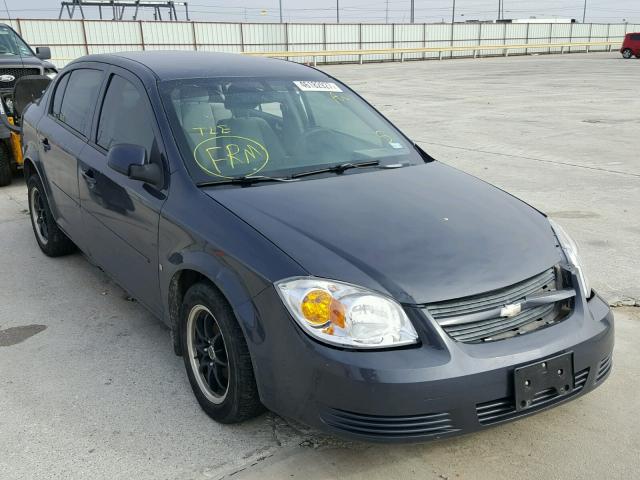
[500,303,522,318]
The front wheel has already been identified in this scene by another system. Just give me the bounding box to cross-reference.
[0,142,11,187]
[622,49,633,59]
[180,282,263,423]
[27,175,76,256]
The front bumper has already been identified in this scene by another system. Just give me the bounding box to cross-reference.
[247,287,614,443]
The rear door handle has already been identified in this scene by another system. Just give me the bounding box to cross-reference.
[81,168,97,186]
[41,137,51,152]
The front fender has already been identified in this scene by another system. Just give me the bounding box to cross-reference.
[161,245,274,360]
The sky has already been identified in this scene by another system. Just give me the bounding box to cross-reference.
[3,0,639,24]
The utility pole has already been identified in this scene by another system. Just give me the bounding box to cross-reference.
[410,0,414,24]
[336,0,339,23]
[279,0,283,23]
[452,0,456,25]
[582,0,587,23]
[451,0,456,48]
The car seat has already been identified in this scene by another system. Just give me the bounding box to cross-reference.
[179,85,216,150]
[217,84,288,171]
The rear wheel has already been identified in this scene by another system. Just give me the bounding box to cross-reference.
[622,49,633,59]
[180,282,263,423]
[0,142,11,187]
[27,174,76,257]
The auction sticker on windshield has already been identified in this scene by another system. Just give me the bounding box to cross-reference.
[293,81,343,92]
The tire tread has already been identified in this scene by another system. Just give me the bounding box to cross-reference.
[181,282,264,423]
[28,174,76,257]
[0,142,12,187]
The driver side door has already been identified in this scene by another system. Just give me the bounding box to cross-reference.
[78,67,168,316]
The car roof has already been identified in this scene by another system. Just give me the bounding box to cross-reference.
[73,51,327,81]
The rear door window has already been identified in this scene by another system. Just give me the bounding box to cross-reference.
[57,69,103,136]
[632,34,640,41]
[96,74,156,158]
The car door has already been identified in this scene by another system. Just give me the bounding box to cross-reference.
[78,67,167,315]
[36,66,105,243]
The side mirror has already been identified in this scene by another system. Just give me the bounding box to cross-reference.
[35,47,51,60]
[107,144,163,186]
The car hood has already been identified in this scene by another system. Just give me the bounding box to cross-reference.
[0,55,46,68]
[204,163,562,305]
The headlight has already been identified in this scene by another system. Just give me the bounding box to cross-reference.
[549,219,591,297]
[276,277,419,349]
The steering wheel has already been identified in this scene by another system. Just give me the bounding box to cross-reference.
[294,127,340,158]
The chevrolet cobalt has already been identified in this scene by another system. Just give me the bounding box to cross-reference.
[22,52,613,442]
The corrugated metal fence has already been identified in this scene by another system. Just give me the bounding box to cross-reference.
[2,19,637,67]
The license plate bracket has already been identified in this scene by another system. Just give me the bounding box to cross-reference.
[514,353,574,411]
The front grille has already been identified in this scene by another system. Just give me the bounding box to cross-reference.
[476,367,590,426]
[320,408,459,439]
[595,355,612,383]
[427,267,572,343]
[0,67,41,89]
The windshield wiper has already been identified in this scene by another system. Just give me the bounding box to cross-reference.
[291,160,380,179]
[197,175,297,187]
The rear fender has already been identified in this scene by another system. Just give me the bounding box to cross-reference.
[22,139,60,219]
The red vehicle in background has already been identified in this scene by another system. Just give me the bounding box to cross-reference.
[621,33,640,59]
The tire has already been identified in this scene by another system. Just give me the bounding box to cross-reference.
[180,282,263,423]
[0,142,11,187]
[622,49,633,59]
[27,174,76,257]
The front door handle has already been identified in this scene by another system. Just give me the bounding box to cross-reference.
[81,168,97,187]
[41,137,51,152]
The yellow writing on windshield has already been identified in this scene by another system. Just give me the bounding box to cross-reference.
[193,135,270,178]
[329,92,349,104]
[192,124,231,137]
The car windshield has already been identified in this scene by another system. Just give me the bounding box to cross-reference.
[160,76,423,183]
[0,25,34,57]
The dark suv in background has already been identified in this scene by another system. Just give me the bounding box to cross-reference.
[0,23,55,185]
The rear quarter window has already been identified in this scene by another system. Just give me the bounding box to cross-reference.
[51,73,70,118]
[56,68,103,136]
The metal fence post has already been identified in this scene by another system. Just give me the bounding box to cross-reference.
[607,23,611,51]
[548,23,552,55]
[450,22,455,59]
[422,23,426,60]
[239,23,245,52]
[284,22,289,53]
[525,22,529,55]
[476,22,482,58]
[191,21,197,51]
[322,23,327,64]
[80,19,89,55]
[138,21,145,50]
[569,21,573,53]
[503,22,507,57]
[391,23,395,62]
[15,18,22,35]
